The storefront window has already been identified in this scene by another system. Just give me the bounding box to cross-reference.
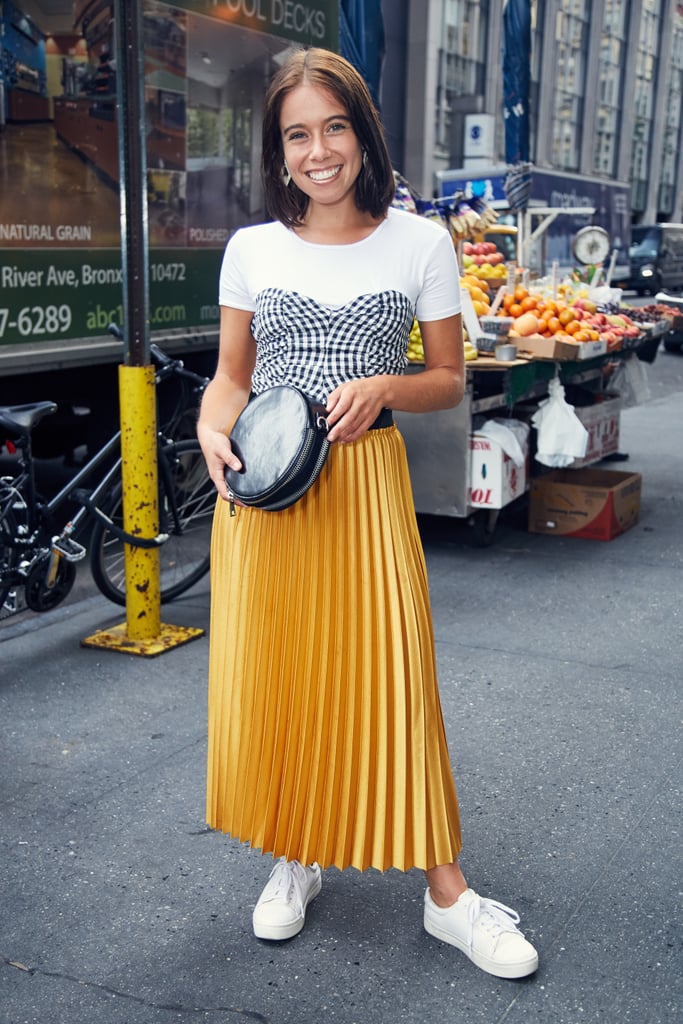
[550,0,590,172]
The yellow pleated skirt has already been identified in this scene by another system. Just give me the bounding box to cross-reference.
[206,425,462,872]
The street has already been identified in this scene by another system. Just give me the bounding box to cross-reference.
[1,355,681,1024]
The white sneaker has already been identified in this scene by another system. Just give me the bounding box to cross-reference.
[252,859,322,940]
[424,887,539,979]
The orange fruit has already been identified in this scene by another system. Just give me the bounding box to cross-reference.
[521,296,538,312]
[547,316,562,334]
[513,285,527,302]
[509,303,523,317]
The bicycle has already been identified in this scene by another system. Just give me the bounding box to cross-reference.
[0,336,215,619]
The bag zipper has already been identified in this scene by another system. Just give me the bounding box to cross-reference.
[261,437,330,511]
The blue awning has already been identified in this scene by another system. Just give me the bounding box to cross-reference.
[502,0,531,165]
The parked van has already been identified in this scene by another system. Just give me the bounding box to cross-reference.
[618,223,683,294]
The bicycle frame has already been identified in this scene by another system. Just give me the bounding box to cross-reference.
[1,337,210,615]
[12,427,166,551]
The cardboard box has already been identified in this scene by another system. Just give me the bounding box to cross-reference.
[571,393,621,467]
[528,468,641,541]
[573,338,608,360]
[469,428,529,509]
[512,335,608,361]
[513,334,578,361]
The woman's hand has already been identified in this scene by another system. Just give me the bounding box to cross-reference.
[196,305,256,501]
[325,314,465,443]
[198,424,243,503]
[325,377,386,443]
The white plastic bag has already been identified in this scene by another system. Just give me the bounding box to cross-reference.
[477,418,529,467]
[609,353,651,408]
[531,378,589,467]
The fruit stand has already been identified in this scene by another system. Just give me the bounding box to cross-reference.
[396,332,663,543]
[391,181,672,542]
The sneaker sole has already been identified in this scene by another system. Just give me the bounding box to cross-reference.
[253,874,322,941]
[424,915,539,980]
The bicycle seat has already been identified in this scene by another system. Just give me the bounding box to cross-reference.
[0,401,58,436]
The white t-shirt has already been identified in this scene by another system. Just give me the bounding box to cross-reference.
[218,207,461,403]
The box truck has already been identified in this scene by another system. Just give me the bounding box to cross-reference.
[0,0,338,455]
[434,164,631,282]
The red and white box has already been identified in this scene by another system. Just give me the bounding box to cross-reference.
[571,393,621,467]
[469,423,530,509]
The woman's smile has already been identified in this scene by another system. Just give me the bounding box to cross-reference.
[306,165,343,182]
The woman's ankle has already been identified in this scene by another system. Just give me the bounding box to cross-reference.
[425,861,468,908]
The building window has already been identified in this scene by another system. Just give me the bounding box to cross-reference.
[630,0,662,213]
[657,11,683,215]
[550,0,590,172]
[593,1,628,178]
[435,0,489,160]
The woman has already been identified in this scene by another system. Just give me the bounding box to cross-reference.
[197,47,538,981]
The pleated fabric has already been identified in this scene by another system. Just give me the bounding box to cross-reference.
[206,425,462,872]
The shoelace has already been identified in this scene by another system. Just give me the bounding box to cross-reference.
[263,859,306,913]
[466,894,523,954]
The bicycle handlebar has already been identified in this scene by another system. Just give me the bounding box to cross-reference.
[107,324,209,389]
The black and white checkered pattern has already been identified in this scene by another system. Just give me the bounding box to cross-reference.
[250,287,414,404]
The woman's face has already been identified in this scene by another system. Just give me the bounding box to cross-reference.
[279,82,363,213]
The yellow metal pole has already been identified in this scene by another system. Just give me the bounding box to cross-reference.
[80,1,203,656]
[118,363,161,639]
[82,362,204,656]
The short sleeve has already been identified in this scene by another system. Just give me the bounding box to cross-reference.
[414,227,462,322]
[218,230,256,311]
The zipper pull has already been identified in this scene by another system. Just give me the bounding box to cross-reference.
[228,489,236,517]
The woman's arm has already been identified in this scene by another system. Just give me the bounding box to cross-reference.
[197,305,256,500]
[326,313,465,444]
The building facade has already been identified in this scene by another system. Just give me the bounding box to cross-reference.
[382,0,683,225]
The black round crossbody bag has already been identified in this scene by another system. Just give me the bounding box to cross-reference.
[225,386,330,512]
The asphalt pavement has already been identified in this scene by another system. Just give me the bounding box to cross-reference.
[1,348,681,1024]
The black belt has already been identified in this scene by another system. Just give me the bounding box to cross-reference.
[368,408,394,430]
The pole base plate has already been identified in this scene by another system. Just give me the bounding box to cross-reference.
[81,622,205,657]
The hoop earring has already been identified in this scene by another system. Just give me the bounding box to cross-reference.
[282,162,292,187]
[362,150,368,168]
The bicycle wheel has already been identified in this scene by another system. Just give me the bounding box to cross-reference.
[90,439,215,606]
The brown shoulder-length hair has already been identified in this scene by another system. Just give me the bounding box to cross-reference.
[262,47,395,226]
